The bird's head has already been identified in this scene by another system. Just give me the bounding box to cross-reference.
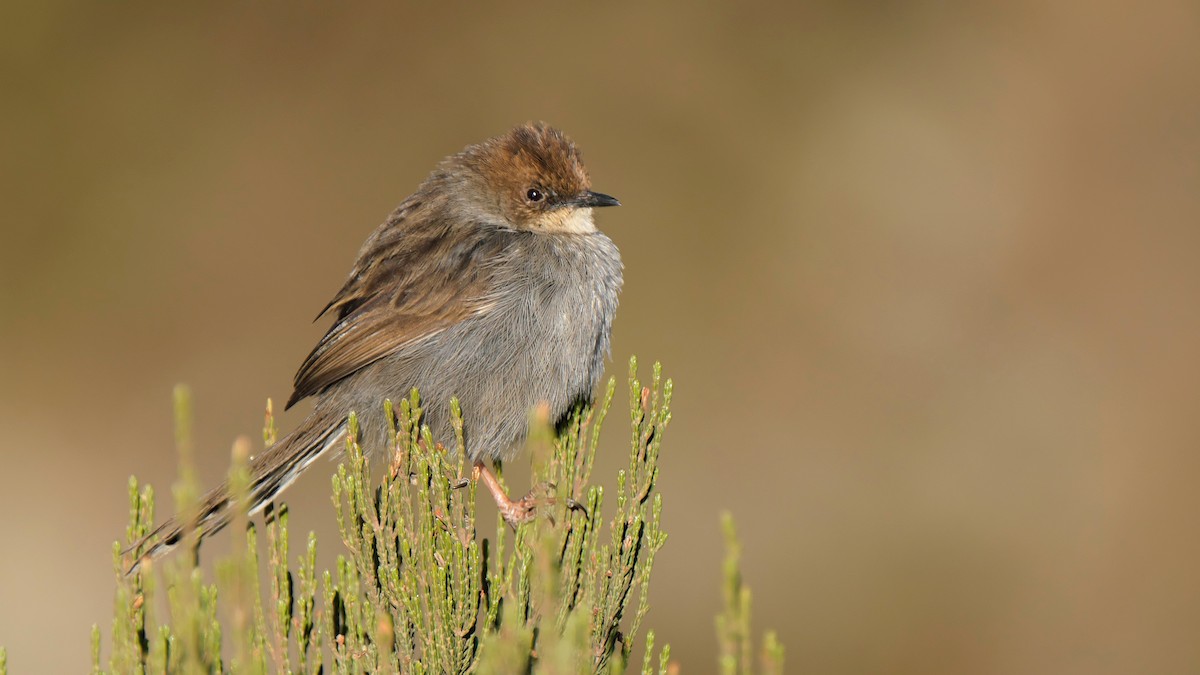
[447,123,619,233]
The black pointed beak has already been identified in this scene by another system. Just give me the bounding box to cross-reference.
[579,191,620,208]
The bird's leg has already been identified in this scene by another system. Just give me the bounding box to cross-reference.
[473,461,539,528]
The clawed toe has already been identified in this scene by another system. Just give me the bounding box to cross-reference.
[565,497,588,517]
[498,497,539,529]
[474,460,586,530]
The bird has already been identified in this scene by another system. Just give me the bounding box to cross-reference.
[125,123,622,569]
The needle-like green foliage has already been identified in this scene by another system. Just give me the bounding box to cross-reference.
[87,358,673,673]
[51,357,781,673]
[717,514,785,675]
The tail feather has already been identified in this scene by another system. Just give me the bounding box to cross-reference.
[122,411,346,574]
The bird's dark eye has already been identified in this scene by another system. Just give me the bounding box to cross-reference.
[526,188,543,202]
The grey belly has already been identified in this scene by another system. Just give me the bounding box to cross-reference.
[326,238,619,462]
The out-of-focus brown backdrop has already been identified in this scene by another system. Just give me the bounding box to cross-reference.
[3,1,1199,672]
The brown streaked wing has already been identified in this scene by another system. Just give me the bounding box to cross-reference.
[285,226,504,409]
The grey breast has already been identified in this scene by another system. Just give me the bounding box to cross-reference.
[337,230,622,462]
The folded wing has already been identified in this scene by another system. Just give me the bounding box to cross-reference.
[287,211,507,409]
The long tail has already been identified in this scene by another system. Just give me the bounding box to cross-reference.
[122,410,347,574]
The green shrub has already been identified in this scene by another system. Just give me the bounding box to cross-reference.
[0,358,782,674]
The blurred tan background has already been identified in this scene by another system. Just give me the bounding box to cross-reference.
[3,1,1200,672]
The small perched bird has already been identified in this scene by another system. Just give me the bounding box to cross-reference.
[126,123,622,568]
